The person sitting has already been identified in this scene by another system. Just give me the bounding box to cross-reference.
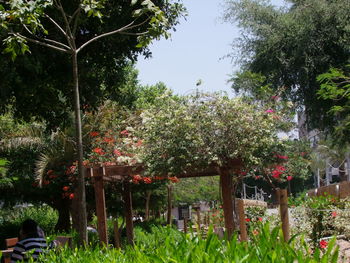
[10,219,48,262]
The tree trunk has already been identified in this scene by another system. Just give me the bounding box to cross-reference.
[72,51,87,244]
[220,168,235,239]
[145,190,151,221]
[53,200,71,232]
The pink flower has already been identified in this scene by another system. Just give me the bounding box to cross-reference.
[287,176,293,181]
[331,211,337,218]
[255,176,260,180]
[319,240,328,249]
[258,217,263,222]
[271,95,279,100]
[276,155,288,160]
[113,149,122,156]
[120,130,129,136]
[272,170,282,178]
[265,109,275,113]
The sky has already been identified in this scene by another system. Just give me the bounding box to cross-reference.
[136,0,287,96]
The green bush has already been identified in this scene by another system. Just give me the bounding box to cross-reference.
[0,205,58,248]
[32,224,338,262]
[291,195,350,246]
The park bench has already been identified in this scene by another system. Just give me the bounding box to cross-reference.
[1,237,18,263]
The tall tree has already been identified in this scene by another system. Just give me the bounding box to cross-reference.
[224,0,350,131]
[0,0,184,243]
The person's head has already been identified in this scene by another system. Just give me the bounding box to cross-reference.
[20,219,39,239]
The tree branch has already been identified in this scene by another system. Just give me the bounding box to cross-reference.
[56,0,75,49]
[44,14,67,37]
[71,6,81,36]
[22,24,71,50]
[77,18,151,53]
[13,33,71,54]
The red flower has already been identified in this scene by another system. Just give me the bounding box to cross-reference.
[113,149,122,156]
[245,218,251,222]
[89,131,99,137]
[47,170,54,175]
[69,193,75,200]
[143,177,152,184]
[271,95,279,100]
[42,180,50,185]
[287,176,293,181]
[93,147,105,155]
[276,165,286,172]
[62,186,70,192]
[331,211,337,218]
[132,174,142,184]
[103,137,114,144]
[120,130,129,136]
[258,217,263,222]
[169,176,180,183]
[319,240,328,249]
[276,155,288,160]
[136,140,143,147]
[272,170,282,178]
[255,176,260,180]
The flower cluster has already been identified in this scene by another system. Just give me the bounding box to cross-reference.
[87,127,143,167]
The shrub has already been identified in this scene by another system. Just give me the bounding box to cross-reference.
[0,205,58,248]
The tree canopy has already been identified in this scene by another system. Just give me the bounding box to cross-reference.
[0,0,185,128]
[224,0,350,130]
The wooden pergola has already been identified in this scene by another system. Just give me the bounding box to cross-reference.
[86,160,243,245]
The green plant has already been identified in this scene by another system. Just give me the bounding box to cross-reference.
[31,224,338,262]
[0,205,58,248]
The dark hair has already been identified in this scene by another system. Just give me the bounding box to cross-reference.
[21,219,39,237]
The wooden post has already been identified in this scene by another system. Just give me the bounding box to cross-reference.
[278,189,290,242]
[184,218,187,234]
[220,168,235,239]
[237,199,248,242]
[113,219,121,249]
[196,208,201,234]
[123,182,134,245]
[167,185,172,225]
[93,170,108,245]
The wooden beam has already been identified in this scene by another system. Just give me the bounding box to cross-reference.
[220,168,235,239]
[167,185,172,225]
[123,182,134,245]
[237,199,247,242]
[93,168,108,245]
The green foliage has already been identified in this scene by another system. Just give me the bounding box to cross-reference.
[142,92,281,175]
[317,66,350,143]
[0,1,185,128]
[32,225,338,262]
[0,205,58,248]
[173,177,220,205]
[224,0,350,131]
[291,195,350,246]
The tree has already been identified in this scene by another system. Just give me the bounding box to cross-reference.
[317,66,350,143]
[0,0,184,243]
[224,0,350,131]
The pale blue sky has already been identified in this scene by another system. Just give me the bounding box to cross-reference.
[136,0,286,96]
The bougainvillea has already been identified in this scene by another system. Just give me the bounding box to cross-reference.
[141,93,281,176]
